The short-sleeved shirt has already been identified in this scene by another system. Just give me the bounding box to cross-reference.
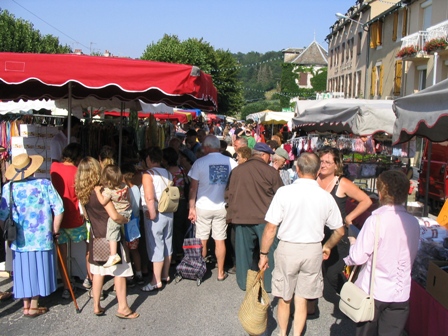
[0,178,64,252]
[188,152,237,210]
[265,178,342,243]
[50,162,84,229]
[102,184,130,214]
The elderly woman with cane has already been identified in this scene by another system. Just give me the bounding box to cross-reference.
[0,154,64,317]
[75,157,139,319]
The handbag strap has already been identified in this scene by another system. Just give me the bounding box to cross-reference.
[369,215,380,296]
[347,215,380,297]
[149,168,172,189]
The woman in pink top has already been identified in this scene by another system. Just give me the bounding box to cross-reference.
[344,170,420,335]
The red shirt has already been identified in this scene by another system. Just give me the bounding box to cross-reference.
[50,162,84,229]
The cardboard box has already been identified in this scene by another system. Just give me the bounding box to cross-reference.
[11,136,50,152]
[426,260,448,310]
[407,201,424,217]
[20,124,60,138]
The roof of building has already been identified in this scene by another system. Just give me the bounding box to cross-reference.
[288,40,328,66]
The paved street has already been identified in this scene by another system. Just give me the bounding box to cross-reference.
[0,264,356,336]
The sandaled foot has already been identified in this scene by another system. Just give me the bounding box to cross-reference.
[161,277,171,284]
[26,306,48,318]
[141,282,162,292]
[217,272,229,281]
[94,308,105,316]
[116,311,139,319]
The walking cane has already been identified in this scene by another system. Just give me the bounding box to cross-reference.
[55,242,81,313]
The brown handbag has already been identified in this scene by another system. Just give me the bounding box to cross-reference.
[82,204,110,263]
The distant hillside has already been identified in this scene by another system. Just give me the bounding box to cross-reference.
[233,51,283,102]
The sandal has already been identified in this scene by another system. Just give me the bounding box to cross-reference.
[217,272,229,282]
[141,282,162,292]
[161,277,171,284]
[116,311,140,319]
[26,306,48,318]
[94,309,105,316]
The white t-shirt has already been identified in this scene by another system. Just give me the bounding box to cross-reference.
[188,152,237,210]
[265,178,342,243]
[50,131,77,161]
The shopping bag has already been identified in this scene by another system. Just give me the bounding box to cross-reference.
[124,216,141,242]
[238,270,270,336]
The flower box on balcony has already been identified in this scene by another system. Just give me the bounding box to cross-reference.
[423,38,448,54]
[396,46,419,58]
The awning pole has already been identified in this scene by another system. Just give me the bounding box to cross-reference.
[118,102,124,166]
[67,82,72,144]
[424,141,432,217]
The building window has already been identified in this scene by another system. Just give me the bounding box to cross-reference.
[422,1,432,30]
[418,68,427,91]
[356,71,362,97]
[357,32,362,55]
[342,43,346,63]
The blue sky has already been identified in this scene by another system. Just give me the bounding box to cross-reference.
[3,0,356,58]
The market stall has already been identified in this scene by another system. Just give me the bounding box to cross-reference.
[392,78,448,336]
[0,52,218,279]
[291,99,401,192]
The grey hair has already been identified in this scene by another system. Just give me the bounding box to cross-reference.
[251,149,264,157]
[203,135,220,149]
[296,152,320,177]
[235,137,248,146]
[272,154,285,163]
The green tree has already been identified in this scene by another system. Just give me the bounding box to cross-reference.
[310,67,328,92]
[0,9,71,53]
[141,34,243,115]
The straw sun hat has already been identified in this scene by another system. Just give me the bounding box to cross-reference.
[5,153,44,181]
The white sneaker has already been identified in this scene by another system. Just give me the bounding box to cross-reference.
[103,254,121,268]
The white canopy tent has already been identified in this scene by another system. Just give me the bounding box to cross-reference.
[292,99,395,136]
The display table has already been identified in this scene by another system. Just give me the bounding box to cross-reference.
[405,279,448,336]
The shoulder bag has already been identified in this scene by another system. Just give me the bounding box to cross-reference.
[151,169,180,213]
[2,182,17,242]
[82,204,110,263]
[339,216,380,323]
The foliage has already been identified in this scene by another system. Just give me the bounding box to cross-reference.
[141,34,243,115]
[240,100,282,120]
[396,45,418,58]
[423,38,448,53]
[310,67,328,92]
[233,51,283,102]
[0,9,71,53]
[214,49,245,116]
[278,63,299,108]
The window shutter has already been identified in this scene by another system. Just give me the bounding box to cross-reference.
[370,22,376,48]
[392,11,398,42]
[299,72,308,86]
[394,60,403,96]
[402,8,408,37]
[370,67,376,96]
[379,65,384,96]
[377,21,383,46]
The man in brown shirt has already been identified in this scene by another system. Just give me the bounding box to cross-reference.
[225,142,283,292]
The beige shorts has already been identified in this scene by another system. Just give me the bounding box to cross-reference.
[272,241,323,301]
[195,207,227,241]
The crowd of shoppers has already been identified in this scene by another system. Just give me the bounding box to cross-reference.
[0,118,419,336]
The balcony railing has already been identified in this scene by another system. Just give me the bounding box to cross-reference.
[401,31,429,51]
[427,19,448,41]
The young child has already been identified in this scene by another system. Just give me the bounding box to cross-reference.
[95,165,132,268]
